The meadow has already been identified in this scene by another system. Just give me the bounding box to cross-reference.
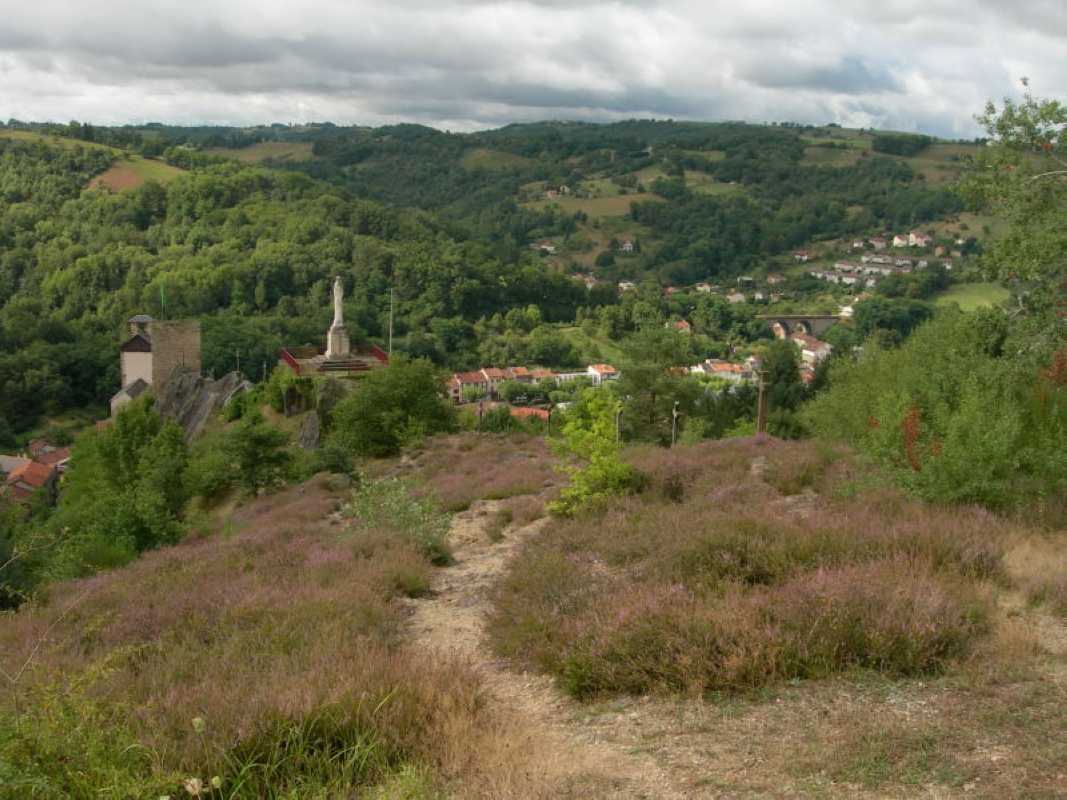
[205,141,315,163]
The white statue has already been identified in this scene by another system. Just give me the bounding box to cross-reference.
[332,276,344,328]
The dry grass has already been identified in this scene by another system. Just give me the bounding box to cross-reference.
[395,433,560,512]
[0,474,541,797]
[490,439,1017,699]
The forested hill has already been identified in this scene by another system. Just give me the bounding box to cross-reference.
[0,132,590,436]
[6,119,974,286]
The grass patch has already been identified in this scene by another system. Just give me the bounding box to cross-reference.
[344,478,452,565]
[460,147,534,170]
[205,141,315,163]
[0,474,537,797]
[523,193,661,218]
[934,282,1011,311]
[489,439,1009,699]
[87,156,185,191]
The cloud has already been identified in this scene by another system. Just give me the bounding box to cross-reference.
[0,0,1063,136]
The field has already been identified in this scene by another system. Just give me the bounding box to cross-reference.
[0,129,119,154]
[88,156,186,191]
[558,325,627,364]
[460,147,535,170]
[523,192,660,218]
[935,282,1011,311]
[205,141,315,163]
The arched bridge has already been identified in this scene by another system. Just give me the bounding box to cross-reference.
[756,314,842,339]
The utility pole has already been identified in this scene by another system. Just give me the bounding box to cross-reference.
[671,401,680,447]
[388,286,395,358]
[756,369,769,435]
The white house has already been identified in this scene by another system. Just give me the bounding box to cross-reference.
[909,231,932,247]
[892,234,909,248]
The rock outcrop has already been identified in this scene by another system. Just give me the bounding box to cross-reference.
[155,368,252,440]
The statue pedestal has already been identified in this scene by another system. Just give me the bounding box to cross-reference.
[326,325,351,360]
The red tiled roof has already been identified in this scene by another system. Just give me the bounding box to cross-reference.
[7,461,55,491]
[510,406,550,421]
[588,364,617,375]
[36,447,71,466]
[481,368,509,380]
[508,366,532,378]
[530,369,555,380]
[453,371,487,384]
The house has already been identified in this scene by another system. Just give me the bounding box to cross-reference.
[851,239,866,250]
[917,259,929,269]
[934,245,947,257]
[895,257,913,268]
[838,304,854,318]
[869,236,888,250]
[695,282,713,293]
[620,240,635,253]
[587,364,619,386]
[449,371,489,403]
[36,447,72,474]
[700,359,753,384]
[909,231,932,247]
[834,260,862,272]
[726,292,746,304]
[671,320,692,334]
[618,281,637,292]
[766,273,786,285]
[753,291,766,301]
[793,251,811,263]
[529,368,556,382]
[799,364,817,385]
[791,333,833,365]
[534,241,557,255]
[506,366,534,383]
[892,234,909,248]
[3,461,58,505]
[480,368,509,396]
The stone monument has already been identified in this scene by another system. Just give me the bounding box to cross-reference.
[325,276,351,360]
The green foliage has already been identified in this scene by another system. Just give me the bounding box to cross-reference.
[47,398,188,578]
[871,133,932,156]
[331,358,456,458]
[550,389,639,516]
[225,410,292,493]
[343,478,452,565]
[762,338,805,412]
[805,309,1066,514]
[263,365,314,414]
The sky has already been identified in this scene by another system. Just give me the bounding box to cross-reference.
[0,0,1064,137]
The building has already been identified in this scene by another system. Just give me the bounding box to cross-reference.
[480,368,510,396]
[695,282,713,293]
[3,460,58,505]
[766,273,786,285]
[671,320,692,334]
[449,371,489,403]
[112,316,202,415]
[618,281,637,292]
[793,251,811,262]
[892,234,909,248]
[869,236,888,250]
[507,366,534,383]
[620,240,635,253]
[587,364,619,386]
[699,359,753,384]
[726,292,746,304]
[909,230,932,247]
[791,333,833,365]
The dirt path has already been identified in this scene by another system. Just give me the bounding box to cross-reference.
[406,498,687,799]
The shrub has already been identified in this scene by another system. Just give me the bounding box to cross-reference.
[330,357,455,458]
[344,478,452,565]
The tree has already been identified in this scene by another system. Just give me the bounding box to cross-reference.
[615,327,696,443]
[331,357,456,457]
[550,388,637,516]
[225,411,291,493]
[761,338,806,412]
[962,82,1066,326]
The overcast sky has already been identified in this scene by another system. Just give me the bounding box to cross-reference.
[0,0,1063,137]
